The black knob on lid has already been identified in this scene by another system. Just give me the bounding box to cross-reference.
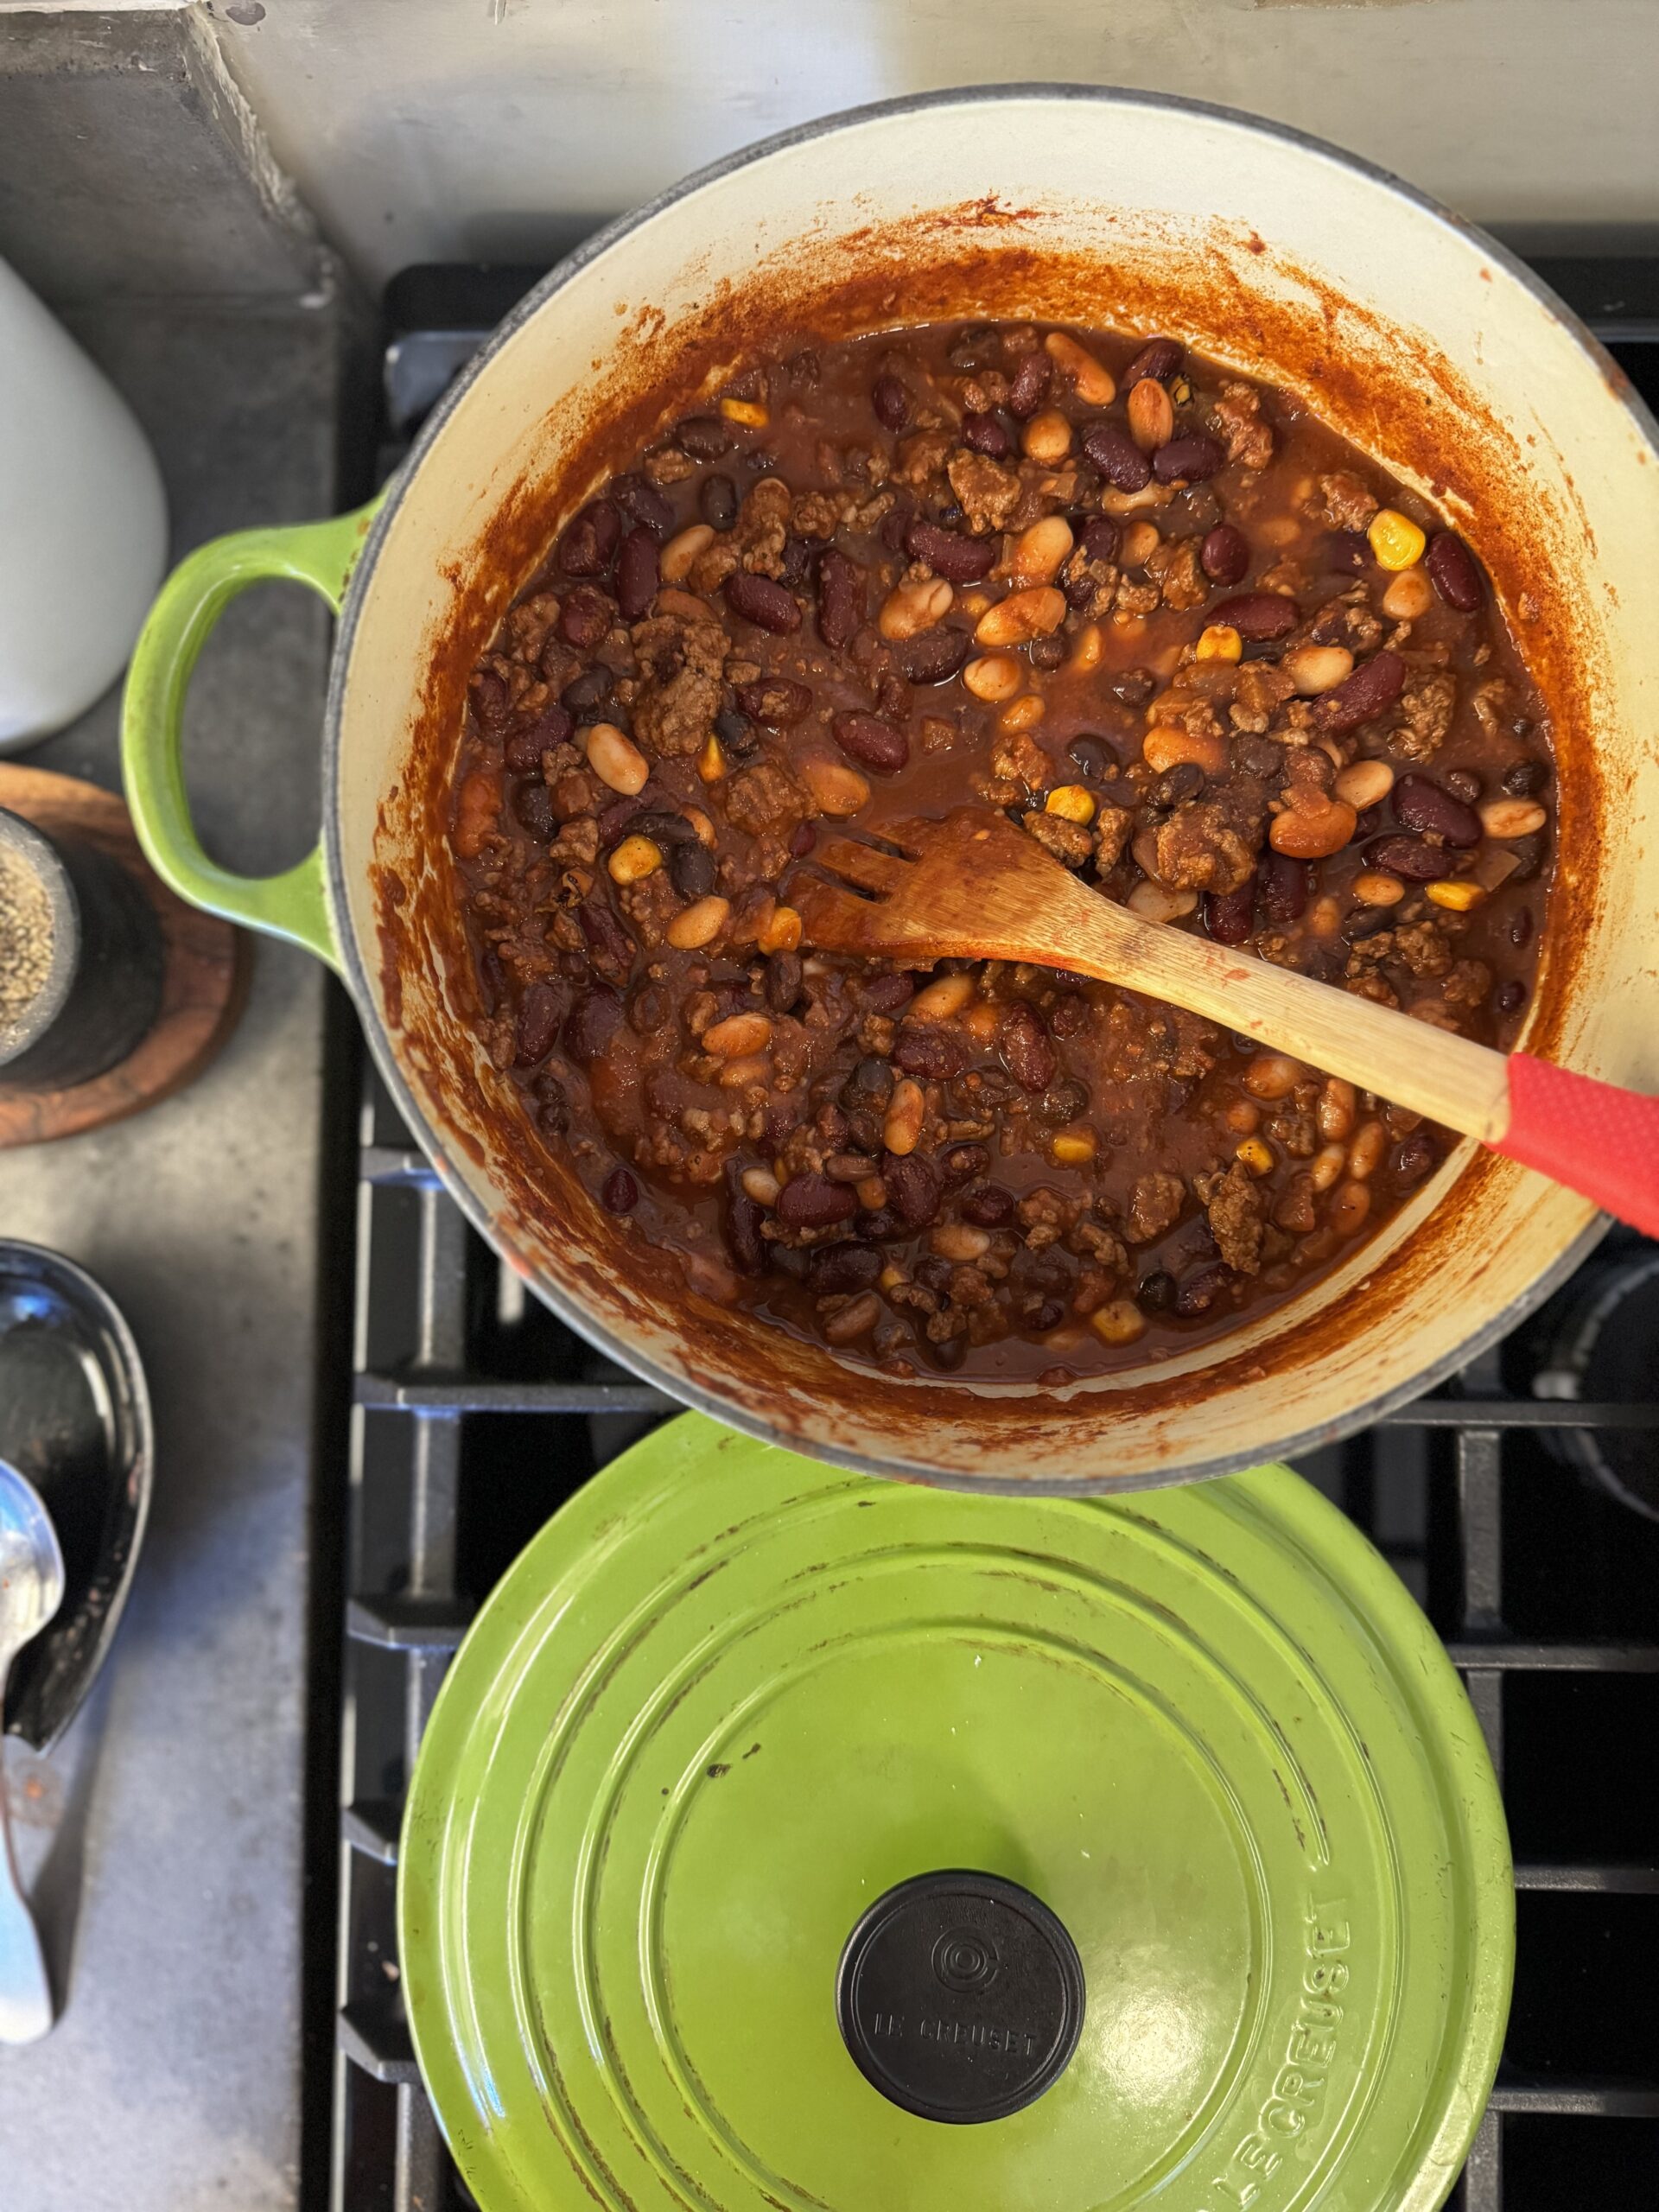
[835,1870,1084,2124]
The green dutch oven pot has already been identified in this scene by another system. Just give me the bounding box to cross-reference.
[399,1415,1512,2212]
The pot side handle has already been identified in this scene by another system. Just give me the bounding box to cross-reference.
[121,502,382,973]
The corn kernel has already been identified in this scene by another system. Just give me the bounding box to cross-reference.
[696,734,726,783]
[607,835,663,884]
[1171,378,1193,405]
[757,903,802,953]
[1196,624,1243,663]
[1236,1136,1275,1177]
[1046,785,1097,826]
[1426,878,1485,912]
[1051,1128,1097,1166]
[1090,1299,1147,1346]
[719,396,768,428]
[1368,507,1427,571]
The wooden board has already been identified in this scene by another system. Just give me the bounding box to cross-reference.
[0,764,246,1148]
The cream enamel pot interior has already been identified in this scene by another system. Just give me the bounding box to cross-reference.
[123,86,1659,1493]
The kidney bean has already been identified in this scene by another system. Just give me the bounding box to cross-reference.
[1175,1263,1229,1317]
[817,546,864,647]
[1363,834,1454,881]
[1007,349,1051,419]
[1081,418,1153,492]
[1122,336,1184,386]
[764,950,804,1014]
[882,1151,942,1227]
[512,779,556,839]
[666,842,715,901]
[1392,1130,1437,1186]
[735,677,812,728]
[609,471,675,538]
[905,517,995,582]
[1259,849,1310,923]
[961,410,1014,458]
[725,570,801,632]
[941,1141,988,1185]
[505,702,572,771]
[559,499,620,577]
[600,1166,638,1215]
[1314,648,1405,734]
[1153,432,1224,484]
[1210,591,1300,641]
[871,374,910,430]
[1393,772,1482,847]
[562,666,613,714]
[696,472,739,531]
[790,821,817,860]
[807,1242,883,1295]
[576,900,635,970]
[893,628,969,685]
[1426,531,1484,612]
[863,972,915,1014]
[563,982,623,1064]
[1077,514,1121,564]
[624,808,694,847]
[893,1023,964,1079]
[1503,758,1547,797]
[833,710,909,773]
[614,525,660,620]
[558,585,615,651]
[999,1002,1056,1093]
[777,1173,856,1230]
[676,416,732,458]
[469,669,510,730]
[512,982,565,1065]
[1205,882,1256,945]
[594,793,644,848]
[850,1206,898,1243]
[723,1171,767,1274]
[960,1183,1017,1229]
[1200,523,1250,586]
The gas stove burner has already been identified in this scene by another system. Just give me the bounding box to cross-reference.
[1535,1243,1659,1520]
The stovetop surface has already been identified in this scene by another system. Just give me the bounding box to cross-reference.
[325,251,1659,2212]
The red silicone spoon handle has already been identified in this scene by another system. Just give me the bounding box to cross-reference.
[1491,1053,1659,1239]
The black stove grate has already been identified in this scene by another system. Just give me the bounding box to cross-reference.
[324,258,1659,2212]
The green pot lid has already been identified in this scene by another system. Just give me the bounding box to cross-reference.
[400,1414,1511,2212]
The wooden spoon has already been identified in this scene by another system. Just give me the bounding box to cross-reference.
[791,807,1659,1237]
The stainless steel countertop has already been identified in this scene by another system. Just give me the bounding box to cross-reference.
[0,293,347,2211]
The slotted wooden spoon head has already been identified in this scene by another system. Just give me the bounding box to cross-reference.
[793,807,1086,964]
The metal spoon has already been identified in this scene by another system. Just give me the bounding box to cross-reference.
[0,1456,65,2043]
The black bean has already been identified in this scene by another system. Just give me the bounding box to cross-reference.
[1426,531,1484,612]
[1174,1263,1229,1317]
[533,1074,570,1136]
[776,1173,856,1230]
[595,794,644,849]
[1007,349,1051,419]
[882,1151,942,1227]
[614,525,660,620]
[1205,882,1256,945]
[1392,1131,1437,1185]
[807,1243,882,1294]
[1081,419,1153,492]
[871,375,910,430]
[893,628,969,685]
[1342,906,1392,945]
[941,1141,988,1185]
[1393,772,1482,847]
[1153,762,1205,808]
[676,416,732,458]
[469,669,509,729]
[961,410,1014,458]
[1154,433,1224,484]
[1444,768,1483,804]
[1210,591,1300,641]
[610,472,675,538]
[1122,337,1184,386]
[999,1002,1056,1093]
[669,842,716,900]
[1030,1300,1066,1333]
[779,535,815,588]
[724,1173,767,1274]
[562,666,613,714]
[959,1183,1017,1228]
[833,710,909,773]
[563,983,623,1064]
[512,779,557,838]
[505,702,573,771]
[1109,668,1156,707]
[1324,531,1371,575]
[626,808,696,846]
[1232,734,1282,779]
[928,1334,967,1372]
[1027,634,1066,673]
[558,499,620,577]
[1041,1077,1090,1125]
[905,517,996,582]
[714,706,760,760]
[725,569,801,632]
[1137,1270,1177,1313]
[1200,524,1250,586]
[1314,649,1405,734]
[626,981,671,1033]
[513,982,565,1065]
[1509,906,1535,948]
[1497,980,1527,1016]
[601,1167,638,1215]
[893,1024,964,1079]
[1067,733,1119,780]
[765,950,804,1014]
[817,546,864,648]
[697,472,739,531]
[843,1056,893,1108]
[1363,834,1454,881]
[1259,849,1310,923]
[1506,834,1547,884]
[1503,759,1547,797]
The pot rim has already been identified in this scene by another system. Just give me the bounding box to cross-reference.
[321,80,1643,1491]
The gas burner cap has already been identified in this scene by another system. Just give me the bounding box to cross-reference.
[836,1869,1084,2123]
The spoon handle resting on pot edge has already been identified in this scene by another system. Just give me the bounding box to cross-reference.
[792,808,1659,1241]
